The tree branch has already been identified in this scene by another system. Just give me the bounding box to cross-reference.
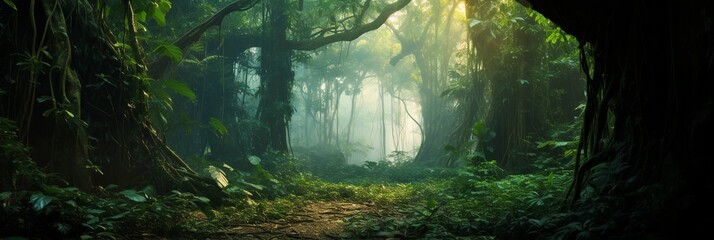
[149,0,260,77]
[173,0,260,50]
[288,0,411,51]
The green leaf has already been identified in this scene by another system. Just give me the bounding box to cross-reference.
[208,117,228,136]
[142,185,158,198]
[64,110,75,118]
[3,0,17,11]
[153,42,182,63]
[151,0,171,26]
[134,11,147,22]
[469,19,482,28]
[239,180,264,190]
[108,212,128,220]
[207,166,229,188]
[196,196,210,204]
[0,192,11,200]
[248,155,261,166]
[162,79,196,100]
[54,223,71,234]
[119,190,146,202]
[426,198,437,209]
[36,96,52,103]
[86,209,105,214]
[30,193,53,211]
[471,121,487,137]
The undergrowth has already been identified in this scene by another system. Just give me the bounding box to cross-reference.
[2,116,579,239]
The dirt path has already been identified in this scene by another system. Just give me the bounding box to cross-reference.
[213,201,377,239]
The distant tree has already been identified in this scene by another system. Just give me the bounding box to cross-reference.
[388,0,466,166]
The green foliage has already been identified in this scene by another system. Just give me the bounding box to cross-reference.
[152,42,183,63]
[207,117,228,136]
[342,169,572,239]
[162,79,196,100]
[2,0,16,10]
[1,184,216,239]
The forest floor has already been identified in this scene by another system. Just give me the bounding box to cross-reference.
[218,201,372,239]
[194,201,398,239]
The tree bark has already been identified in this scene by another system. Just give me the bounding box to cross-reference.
[256,0,293,153]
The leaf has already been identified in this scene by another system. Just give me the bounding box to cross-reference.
[426,198,438,209]
[248,155,261,166]
[153,42,182,63]
[151,0,171,26]
[29,193,53,211]
[3,0,16,11]
[469,19,482,28]
[113,42,131,50]
[239,180,264,191]
[119,190,146,202]
[54,223,71,234]
[142,185,158,198]
[221,163,234,172]
[108,212,128,220]
[207,166,229,188]
[86,209,105,214]
[0,191,11,200]
[162,79,196,100]
[471,121,487,137]
[134,11,147,22]
[196,196,210,204]
[36,96,52,103]
[208,117,228,136]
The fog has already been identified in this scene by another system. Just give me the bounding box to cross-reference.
[291,74,423,165]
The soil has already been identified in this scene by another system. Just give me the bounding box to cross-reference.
[210,201,379,239]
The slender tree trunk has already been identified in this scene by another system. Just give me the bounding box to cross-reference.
[380,80,387,158]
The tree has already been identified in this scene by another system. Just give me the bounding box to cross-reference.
[388,0,466,166]
[520,0,714,237]
[220,0,413,154]
[0,0,259,199]
[460,0,583,172]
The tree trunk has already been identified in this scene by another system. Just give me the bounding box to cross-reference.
[1,0,223,200]
[256,0,293,153]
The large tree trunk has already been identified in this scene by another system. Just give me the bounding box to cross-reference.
[520,0,714,237]
[1,0,222,200]
[256,0,293,153]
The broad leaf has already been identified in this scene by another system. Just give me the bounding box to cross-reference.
[207,166,229,188]
[0,191,11,200]
[162,79,196,100]
[239,180,265,191]
[119,190,146,202]
[30,193,53,211]
[469,19,482,28]
[471,121,487,137]
[248,155,261,166]
[208,117,228,136]
[151,0,171,26]
[153,42,182,63]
